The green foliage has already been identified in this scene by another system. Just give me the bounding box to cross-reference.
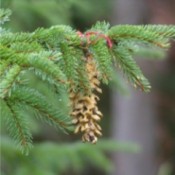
[0,9,175,153]
[1,0,72,31]
[0,8,11,25]
[112,43,151,91]
[108,25,174,48]
[90,38,113,83]
[108,25,175,91]
[1,136,139,175]
[1,0,111,31]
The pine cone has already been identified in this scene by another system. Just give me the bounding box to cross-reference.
[70,57,103,143]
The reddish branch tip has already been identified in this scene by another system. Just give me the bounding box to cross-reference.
[77,31,84,38]
[76,31,113,48]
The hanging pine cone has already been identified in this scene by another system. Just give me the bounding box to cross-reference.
[70,56,103,144]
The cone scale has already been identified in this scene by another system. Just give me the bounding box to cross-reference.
[70,56,103,143]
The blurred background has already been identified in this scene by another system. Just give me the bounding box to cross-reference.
[1,0,175,175]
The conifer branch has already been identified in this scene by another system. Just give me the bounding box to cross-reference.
[90,39,113,83]
[1,100,33,155]
[0,8,11,25]
[108,25,175,48]
[144,25,175,38]
[0,64,21,98]
[9,86,72,131]
[1,9,175,152]
[1,137,138,174]
[112,44,151,91]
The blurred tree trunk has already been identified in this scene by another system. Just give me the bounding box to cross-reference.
[147,0,175,174]
[110,0,157,175]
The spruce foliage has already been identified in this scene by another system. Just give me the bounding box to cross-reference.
[1,137,138,175]
[0,9,175,153]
